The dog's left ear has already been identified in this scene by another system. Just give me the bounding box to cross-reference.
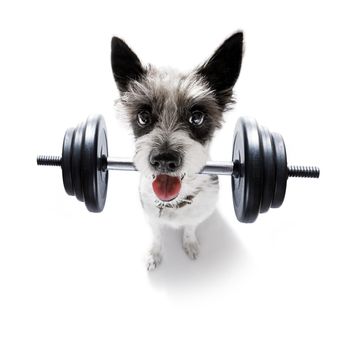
[111,37,145,93]
[197,31,244,109]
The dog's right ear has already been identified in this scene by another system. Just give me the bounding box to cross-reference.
[111,37,145,93]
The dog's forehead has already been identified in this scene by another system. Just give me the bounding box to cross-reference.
[141,66,212,104]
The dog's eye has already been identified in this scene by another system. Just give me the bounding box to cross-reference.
[137,110,151,126]
[189,110,205,126]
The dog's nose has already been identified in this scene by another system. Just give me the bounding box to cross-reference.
[149,150,182,173]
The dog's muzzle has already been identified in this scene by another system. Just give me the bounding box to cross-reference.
[149,150,183,202]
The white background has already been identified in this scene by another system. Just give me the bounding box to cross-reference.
[0,1,349,349]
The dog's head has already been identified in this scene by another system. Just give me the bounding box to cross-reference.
[111,32,243,202]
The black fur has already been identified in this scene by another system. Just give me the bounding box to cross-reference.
[114,33,243,147]
[129,107,216,145]
[197,31,243,109]
[124,89,223,144]
[111,37,145,92]
[130,104,159,139]
[181,112,217,145]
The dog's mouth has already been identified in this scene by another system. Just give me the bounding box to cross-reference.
[152,174,184,202]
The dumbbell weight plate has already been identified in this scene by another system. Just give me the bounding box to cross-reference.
[62,127,74,196]
[71,121,86,202]
[232,118,263,223]
[271,132,288,208]
[259,125,276,213]
[81,114,108,212]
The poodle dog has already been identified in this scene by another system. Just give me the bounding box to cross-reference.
[111,32,243,270]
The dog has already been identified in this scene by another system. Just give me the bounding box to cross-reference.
[111,32,243,270]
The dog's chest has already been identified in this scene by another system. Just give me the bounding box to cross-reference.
[139,175,219,227]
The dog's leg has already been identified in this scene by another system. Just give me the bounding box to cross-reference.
[146,220,163,271]
[183,225,199,260]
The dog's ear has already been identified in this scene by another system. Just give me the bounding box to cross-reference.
[197,31,244,109]
[111,37,145,92]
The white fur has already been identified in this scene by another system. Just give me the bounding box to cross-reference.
[140,173,219,270]
[116,67,222,270]
[132,111,219,270]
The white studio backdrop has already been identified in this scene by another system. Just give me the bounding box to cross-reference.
[0,1,349,349]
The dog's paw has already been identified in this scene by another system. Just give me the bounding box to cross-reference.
[183,239,199,260]
[146,251,162,271]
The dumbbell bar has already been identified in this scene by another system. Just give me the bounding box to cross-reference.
[37,115,320,223]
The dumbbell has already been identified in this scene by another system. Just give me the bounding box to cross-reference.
[37,114,320,223]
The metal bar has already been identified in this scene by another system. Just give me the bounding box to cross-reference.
[106,157,234,175]
[199,161,234,175]
[107,158,137,171]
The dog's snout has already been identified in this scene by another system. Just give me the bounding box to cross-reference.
[149,150,182,173]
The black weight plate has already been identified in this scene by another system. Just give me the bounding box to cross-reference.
[271,132,288,208]
[232,118,263,223]
[71,121,86,202]
[259,125,276,213]
[81,115,108,212]
[62,127,74,196]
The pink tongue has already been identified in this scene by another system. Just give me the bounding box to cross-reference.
[152,175,181,201]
